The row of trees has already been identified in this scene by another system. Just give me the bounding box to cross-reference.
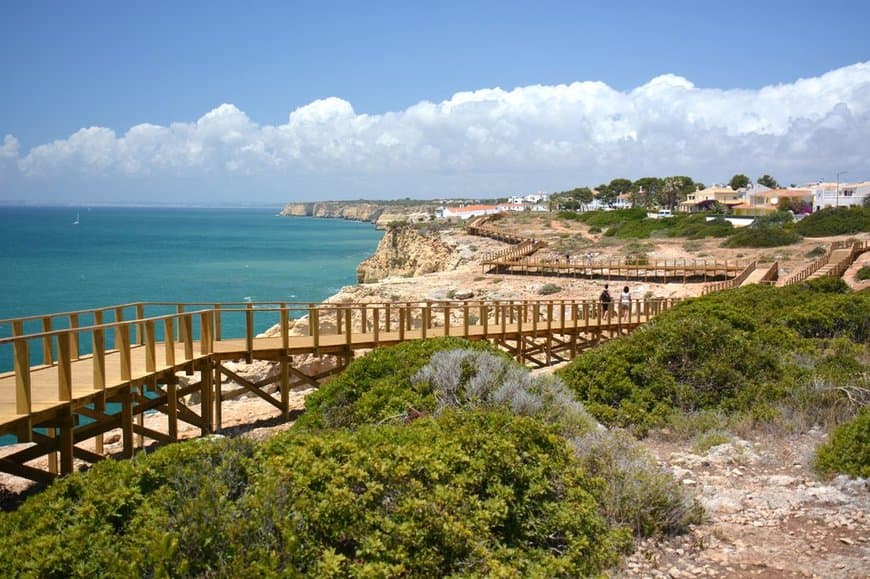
[552,173,781,211]
[728,173,780,190]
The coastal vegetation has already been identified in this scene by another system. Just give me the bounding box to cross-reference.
[557,277,868,438]
[813,407,870,479]
[0,337,702,576]
[795,206,870,237]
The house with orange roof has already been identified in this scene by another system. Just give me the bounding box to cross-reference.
[732,188,813,216]
[679,186,743,213]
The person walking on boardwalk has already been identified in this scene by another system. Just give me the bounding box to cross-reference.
[620,285,631,316]
[599,284,612,314]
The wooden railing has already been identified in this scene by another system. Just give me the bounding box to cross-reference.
[701,261,757,295]
[481,240,547,263]
[782,240,869,286]
[1,309,215,415]
[466,214,540,246]
[759,261,779,285]
[1,297,681,402]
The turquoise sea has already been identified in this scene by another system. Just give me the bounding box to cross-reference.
[0,206,383,372]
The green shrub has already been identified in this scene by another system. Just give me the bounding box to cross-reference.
[0,415,629,577]
[0,437,259,577]
[857,266,870,281]
[796,206,870,237]
[722,220,801,247]
[571,430,703,537]
[601,213,734,240]
[692,430,732,454]
[557,280,868,434]
[538,283,562,295]
[240,411,629,576]
[805,246,827,258]
[296,337,509,430]
[588,225,602,234]
[579,208,647,227]
[814,407,870,479]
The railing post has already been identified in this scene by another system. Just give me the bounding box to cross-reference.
[41,316,53,366]
[214,304,222,341]
[481,304,488,338]
[336,305,342,334]
[373,307,380,346]
[164,318,175,367]
[200,311,212,355]
[182,315,193,362]
[313,308,321,353]
[345,308,352,348]
[175,304,184,341]
[92,328,106,390]
[114,307,125,352]
[280,306,289,351]
[14,339,32,415]
[422,303,429,339]
[444,304,451,337]
[399,307,406,341]
[70,313,81,358]
[500,304,507,335]
[136,303,145,346]
[532,303,539,336]
[145,320,156,373]
[246,303,254,362]
[119,323,132,381]
[385,303,391,333]
[56,331,72,401]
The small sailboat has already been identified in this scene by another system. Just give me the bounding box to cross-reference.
[72,212,80,225]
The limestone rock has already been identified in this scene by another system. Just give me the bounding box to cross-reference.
[356,224,455,284]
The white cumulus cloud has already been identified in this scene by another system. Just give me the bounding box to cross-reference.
[4,61,870,200]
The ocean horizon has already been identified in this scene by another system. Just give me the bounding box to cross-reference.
[0,206,383,371]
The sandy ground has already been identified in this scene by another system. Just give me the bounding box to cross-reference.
[2,214,868,576]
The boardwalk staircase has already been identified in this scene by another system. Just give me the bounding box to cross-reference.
[781,240,869,286]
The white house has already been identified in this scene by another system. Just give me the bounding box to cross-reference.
[808,181,869,211]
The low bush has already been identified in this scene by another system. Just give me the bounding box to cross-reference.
[796,206,870,237]
[295,337,510,430]
[538,283,562,295]
[602,214,734,240]
[722,222,801,247]
[571,430,703,537]
[813,407,870,479]
[578,208,648,227]
[805,246,827,258]
[412,349,598,437]
[858,266,870,281]
[0,414,630,576]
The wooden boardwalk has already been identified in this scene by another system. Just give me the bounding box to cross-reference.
[467,213,749,283]
[0,297,678,483]
[780,240,869,286]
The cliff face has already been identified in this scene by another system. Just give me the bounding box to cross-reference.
[280,202,435,228]
[279,202,385,222]
[356,225,454,283]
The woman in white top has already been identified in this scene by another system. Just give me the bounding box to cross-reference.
[620,286,631,316]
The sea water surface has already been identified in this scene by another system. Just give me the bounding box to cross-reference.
[0,206,383,371]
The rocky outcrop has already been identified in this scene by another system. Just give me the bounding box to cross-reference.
[356,224,455,283]
[280,202,435,229]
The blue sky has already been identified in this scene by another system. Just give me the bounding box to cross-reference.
[1,0,869,204]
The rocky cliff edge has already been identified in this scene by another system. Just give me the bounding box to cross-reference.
[280,201,436,229]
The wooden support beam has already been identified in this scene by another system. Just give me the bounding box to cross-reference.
[120,388,134,458]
